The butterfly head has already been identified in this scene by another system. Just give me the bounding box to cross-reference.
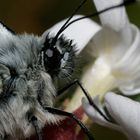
[40,34,75,78]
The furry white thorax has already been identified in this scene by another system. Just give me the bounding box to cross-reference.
[0,30,60,139]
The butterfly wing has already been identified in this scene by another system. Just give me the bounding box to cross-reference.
[0,21,15,35]
[0,22,16,94]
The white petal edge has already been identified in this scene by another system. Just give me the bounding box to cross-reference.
[82,97,122,131]
[116,24,140,95]
[105,92,140,140]
[93,0,129,31]
[93,0,132,45]
[88,26,126,59]
[42,15,101,54]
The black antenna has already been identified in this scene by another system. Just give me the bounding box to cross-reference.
[59,0,136,33]
[51,0,87,46]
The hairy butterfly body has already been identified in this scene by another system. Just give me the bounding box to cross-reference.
[0,22,76,140]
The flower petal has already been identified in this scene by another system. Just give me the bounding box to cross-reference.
[89,27,127,62]
[93,0,132,45]
[93,0,129,30]
[89,24,140,95]
[105,92,140,140]
[42,15,101,54]
[113,25,140,95]
[82,96,121,131]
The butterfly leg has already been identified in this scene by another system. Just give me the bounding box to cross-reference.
[44,106,94,140]
[57,79,112,122]
[29,116,42,140]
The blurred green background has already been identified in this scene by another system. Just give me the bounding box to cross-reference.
[0,0,140,140]
[0,0,139,34]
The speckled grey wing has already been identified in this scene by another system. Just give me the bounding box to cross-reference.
[0,22,15,95]
[0,21,16,51]
[0,21,15,35]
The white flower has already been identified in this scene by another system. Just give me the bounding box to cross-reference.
[46,0,140,139]
[48,0,140,111]
[47,0,140,139]
[89,0,140,96]
[82,92,140,140]
[79,0,140,139]
[61,1,140,114]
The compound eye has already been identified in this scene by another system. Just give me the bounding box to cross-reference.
[45,49,53,58]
